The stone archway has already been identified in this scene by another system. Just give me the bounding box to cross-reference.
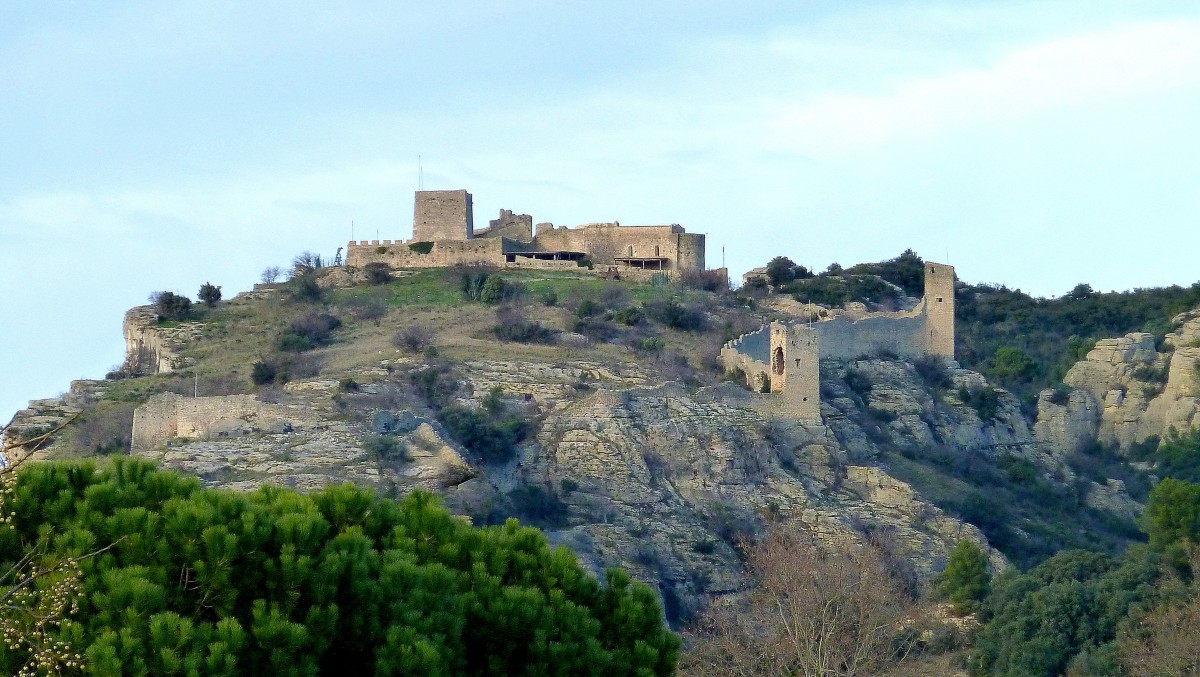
[772,347,785,376]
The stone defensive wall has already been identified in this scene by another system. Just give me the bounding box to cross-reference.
[719,326,772,386]
[806,303,930,360]
[345,237,509,269]
[533,222,705,271]
[721,262,956,422]
[132,393,298,450]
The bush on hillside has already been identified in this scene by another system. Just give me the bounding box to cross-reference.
[198,282,222,308]
[493,307,554,344]
[363,262,393,285]
[149,291,193,321]
[278,311,341,352]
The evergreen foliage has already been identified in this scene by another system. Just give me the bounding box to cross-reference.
[363,263,393,285]
[1135,427,1200,484]
[957,279,1200,408]
[0,459,679,675]
[939,540,990,614]
[150,292,193,322]
[1143,477,1200,548]
[198,282,222,308]
[968,548,1161,677]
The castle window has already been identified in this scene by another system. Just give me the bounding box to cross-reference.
[936,297,943,303]
[629,245,634,256]
[772,347,784,376]
[654,245,660,256]
[795,359,801,367]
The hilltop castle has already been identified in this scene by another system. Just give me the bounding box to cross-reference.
[346,189,706,278]
[722,263,956,421]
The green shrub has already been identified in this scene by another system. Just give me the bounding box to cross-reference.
[646,300,706,331]
[198,282,222,308]
[867,406,897,423]
[361,434,409,461]
[287,271,323,303]
[251,359,279,385]
[408,241,434,254]
[493,308,554,344]
[612,306,645,326]
[149,291,193,321]
[1143,477,1200,547]
[278,311,341,352]
[1132,363,1168,383]
[0,460,679,675]
[505,486,568,528]
[938,540,990,614]
[913,355,953,392]
[1047,385,1071,406]
[363,262,392,285]
[635,337,665,352]
[439,405,527,463]
[959,385,1002,421]
[844,368,872,395]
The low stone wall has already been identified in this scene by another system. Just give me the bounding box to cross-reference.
[132,393,298,450]
[346,238,507,269]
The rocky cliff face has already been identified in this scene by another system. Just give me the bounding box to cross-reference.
[1036,309,1200,454]
[94,348,1012,623]
[121,306,200,375]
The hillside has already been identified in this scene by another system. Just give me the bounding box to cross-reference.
[8,259,1183,627]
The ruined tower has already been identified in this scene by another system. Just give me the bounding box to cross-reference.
[924,262,955,359]
[413,189,474,242]
[769,322,821,421]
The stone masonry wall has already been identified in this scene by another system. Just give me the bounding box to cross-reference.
[532,223,704,271]
[413,190,473,242]
[720,262,956,422]
[131,395,179,450]
[476,209,533,242]
[346,238,507,268]
[132,393,298,450]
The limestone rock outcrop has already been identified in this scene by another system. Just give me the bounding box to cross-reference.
[121,306,201,375]
[1036,310,1200,454]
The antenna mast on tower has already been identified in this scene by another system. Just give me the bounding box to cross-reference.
[418,155,424,191]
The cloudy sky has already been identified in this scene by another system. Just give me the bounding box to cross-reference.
[4,1,1200,423]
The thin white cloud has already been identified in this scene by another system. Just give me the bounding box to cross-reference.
[766,19,1200,155]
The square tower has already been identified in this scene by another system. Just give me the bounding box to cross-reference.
[769,322,821,421]
[414,190,474,242]
[924,262,955,359]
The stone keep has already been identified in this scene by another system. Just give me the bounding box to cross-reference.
[413,190,474,242]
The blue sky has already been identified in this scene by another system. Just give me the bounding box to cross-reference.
[4,1,1200,424]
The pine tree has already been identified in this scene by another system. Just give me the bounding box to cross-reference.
[940,540,991,614]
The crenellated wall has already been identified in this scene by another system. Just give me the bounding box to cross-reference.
[346,238,507,268]
[720,263,956,422]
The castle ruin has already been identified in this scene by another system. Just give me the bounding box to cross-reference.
[722,262,956,421]
[346,189,707,279]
